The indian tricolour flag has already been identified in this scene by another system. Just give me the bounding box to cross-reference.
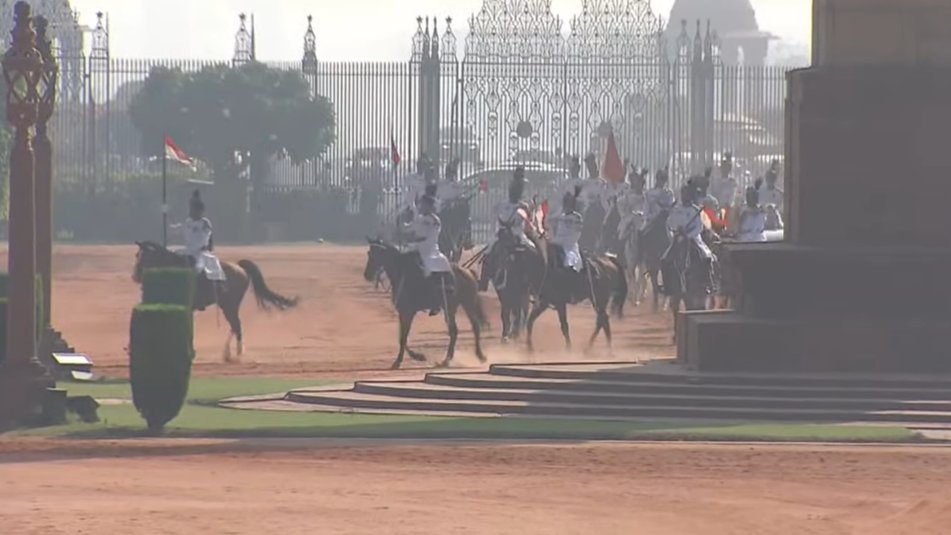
[164,134,195,169]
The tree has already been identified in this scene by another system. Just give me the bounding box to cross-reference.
[129,62,335,184]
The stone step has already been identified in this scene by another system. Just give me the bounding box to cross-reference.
[284,388,951,424]
[489,363,951,389]
[424,372,951,400]
[353,381,951,413]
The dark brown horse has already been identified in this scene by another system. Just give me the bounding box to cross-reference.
[526,246,628,354]
[364,239,488,369]
[133,241,298,361]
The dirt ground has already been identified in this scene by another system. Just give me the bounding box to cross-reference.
[5,244,951,535]
[3,243,674,379]
[3,439,951,535]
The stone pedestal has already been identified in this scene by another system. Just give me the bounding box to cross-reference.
[679,0,951,374]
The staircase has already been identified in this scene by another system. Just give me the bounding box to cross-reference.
[277,362,951,425]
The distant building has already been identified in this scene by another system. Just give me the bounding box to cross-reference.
[666,0,775,66]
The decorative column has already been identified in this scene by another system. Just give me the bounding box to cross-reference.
[0,1,53,422]
[34,14,56,330]
[679,0,951,374]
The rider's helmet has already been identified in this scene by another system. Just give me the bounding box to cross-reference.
[568,155,581,179]
[655,167,669,187]
[509,166,526,201]
[720,152,733,176]
[746,179,762,207]
[563,185,582,213]
[583,152,599,179]
[445,159,460,181]
[681,180,699,205]
[189,189,205,217]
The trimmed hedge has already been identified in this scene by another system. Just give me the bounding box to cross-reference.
[141,268,194,308]
[129,304,195,434]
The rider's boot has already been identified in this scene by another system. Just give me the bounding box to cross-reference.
[428,274,444,316]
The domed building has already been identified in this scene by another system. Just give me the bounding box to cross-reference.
[665,0,774,65]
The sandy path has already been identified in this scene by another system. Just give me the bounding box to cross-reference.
[1,243,673,378]
[2,439,951,534]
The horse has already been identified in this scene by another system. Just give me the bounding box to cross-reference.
[482,230,546,343]
[618,212,645,304]
[437,199,473,263]
[661,233,715,343]
[132,241,298,361]
[526,246,628,354]
[364,239,488,369]
[633,211,671,313]
[599,201,622,255]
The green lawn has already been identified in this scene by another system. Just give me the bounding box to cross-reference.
[10,378,921,443]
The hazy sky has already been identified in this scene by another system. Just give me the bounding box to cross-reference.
[69,0,810,61]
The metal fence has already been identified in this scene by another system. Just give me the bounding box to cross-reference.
[41,1,793,244]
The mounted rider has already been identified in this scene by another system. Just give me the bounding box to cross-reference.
[577,152,606,252]
[616,165,648,251]
[436,158,474,252]
[479,166,536,292]
[402,185,454,316]
[758,159,784,231]
[181,190,225,311]
[644,167,676,233]
[548,186,586,302]
[661,180,716,297]
[737,180,769,242]
[400,154,435,221]
[710,152,739,225]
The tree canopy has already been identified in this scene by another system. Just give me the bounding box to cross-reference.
[129,62,335,179]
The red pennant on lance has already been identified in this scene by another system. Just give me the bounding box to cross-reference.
[390,134,401,168]
[164,135,194,168]
[601,131,625,184]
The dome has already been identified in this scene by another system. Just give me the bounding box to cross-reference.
[665,0,772,65]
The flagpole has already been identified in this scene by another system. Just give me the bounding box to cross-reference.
[162,133,168,247]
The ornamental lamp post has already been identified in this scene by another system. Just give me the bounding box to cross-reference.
[0,1,54,423]
[34,14,57,334]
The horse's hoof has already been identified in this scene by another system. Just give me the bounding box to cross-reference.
[408,351,427,363]
[501,336,510,345]
[390,361,402,370]
[477,352,488,364]
[436,360,452,369]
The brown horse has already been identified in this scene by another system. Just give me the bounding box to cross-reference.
[133,241,298,361]
[526,246,628,354]
[364,239,488,369]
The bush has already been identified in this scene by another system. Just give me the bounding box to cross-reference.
[141,268,194,308]
[129,304,194,434]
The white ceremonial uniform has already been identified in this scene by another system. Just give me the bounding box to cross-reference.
[758,185,784,211]
[600,180,625,213]
[550,211,584,272]
[401,173,428,214]
[645,186,676,223]
[737,207,768,242]
[710,175,738,209]
[436,180,466,207]
[406,213,452,277]
[563,177,605,213]
[666,204,712,259]
[493,199,533,249]
[182,217,226,281]
[616,186,647,238]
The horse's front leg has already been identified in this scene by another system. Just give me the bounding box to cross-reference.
[669,297,682,345]
[526,299,549,353]
[439,303,460,368]
[392,309,415,370]
[555,303,572,350]
[499,294,512,343]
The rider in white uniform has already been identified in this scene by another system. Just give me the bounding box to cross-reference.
[401,154,435,218]
[645,168,676,229]
[404,191,453,315]
[479,167,535,291]
[550,187,584,272]
[710,153,738,218]
[665,182,713,260]
[758,159,784,230]
[616,167,648,242]
[181,190,225,310]
[737,182,769,243]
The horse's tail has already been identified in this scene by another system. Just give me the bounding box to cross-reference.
[607,255,627,319]
[237,259,299,311]
[453,264,489,330]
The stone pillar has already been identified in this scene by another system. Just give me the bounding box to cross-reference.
[0,2,53,423]
[679,0,951,373]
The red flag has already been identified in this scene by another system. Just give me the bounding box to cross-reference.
[601,131,625,184]
[164,134,194,168]
[390,134,401,168]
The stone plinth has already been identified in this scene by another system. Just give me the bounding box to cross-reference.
[679,0,951,374]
